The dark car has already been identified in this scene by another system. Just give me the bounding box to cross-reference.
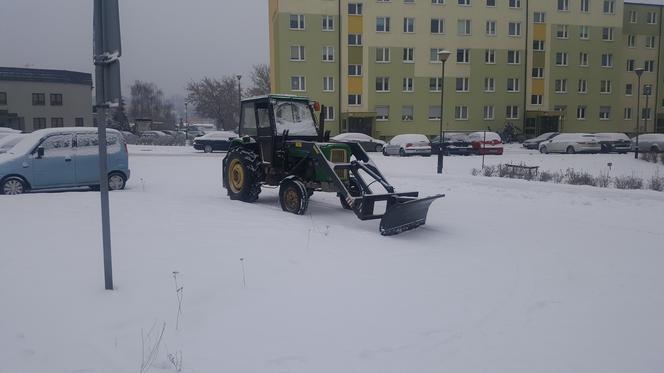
[595,133,632,154]
[193,131,237,153]
[522,132,559,149]
[330,132,386,152]
[430,133,473,155]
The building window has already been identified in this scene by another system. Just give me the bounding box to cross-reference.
[629,11,637,23]
[322,46,335,62]
[599,106,611,120]
[602,27,613,41]
[402,105,414,121]
[600,80,612,94]
[432,0,445,4]
[507,50,520,64]
[484,77,495,92]
[322,15,334,31]
[348,3,363,15]
[49,93,63,106]
[33,117,46,129]
[486,0,495,6]
[32,93,45,106]
[291,76,306,91]
[289,14,305,30]
[348,94,362,105]
[579,52,589,66]
[483,105,494,120]
[376,17,391,32]
[507,78,520,92]
[456,77,470,92]
[428,105,441,120]
[376,105,390,121]
[533,40,545,51]
[578,79,588,93]
[625,83,633,96]
[403,77,414,92]
[602,0,614,14]
[577,106,587,120]
[600,53,613,68]
[323,76,335,92]
[627,35,635,48]
[457,19,471,35]
[626,59,635,71]
[403,48,414,63]
[532,67,544,78]
[0,92,6,105]
[454,106,469,120]
[348,64,362,76]
[376,47,390,63]
[324,106,335,121]
[624,107,632,120]
[508,0,521,8]
[457,48,470,63]
[647,12,657,24]
[348,34,362,45]
[580,0,590,12]
[557,0,569,11]
[458,0,470,5]
[51,117,64,127]
[404,17,415,33]
[506,105,519,119]
[376,77,390,92]
[290,45,305,61]
[555,52,568,66]
[531,95,543,105]
[555,79,568,93]
[646,36,656,49]
[580,26,589,39]
[430,48,446,62]
[642,107,652,120]
[429,77,442,92]
[75,117,84,127]
[556,24,568,38]
[644,60,655,72]
[485,49,495,64]
[486,20,496,36]
[508,22,521,37]
[431,18,445,34]
[534,12,545,23]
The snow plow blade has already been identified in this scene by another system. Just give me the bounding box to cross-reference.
[379,194,444,236]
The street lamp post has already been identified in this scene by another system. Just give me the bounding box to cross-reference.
[644,84,651,134]
[437,50,452,174]
[184,102,189,145]
[634,68,644,159]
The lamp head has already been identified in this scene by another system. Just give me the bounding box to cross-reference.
[634,68,645,78]
[438,49,452,63]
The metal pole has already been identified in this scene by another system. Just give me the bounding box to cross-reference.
[644,88,650,134]
[98,107,113,290]
[437,61,445,174]
[482,130,487,169]
[184,102,188,145]
[635,74,642,159]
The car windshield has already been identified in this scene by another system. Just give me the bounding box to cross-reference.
[0,136,23,152]
[533,133,555,141]
[274,100,318,136]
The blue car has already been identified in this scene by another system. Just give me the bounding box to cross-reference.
[0,128,130,195]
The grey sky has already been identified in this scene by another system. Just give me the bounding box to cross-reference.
[0,0,269,96]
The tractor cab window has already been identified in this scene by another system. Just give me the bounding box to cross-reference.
[273,100,318,136]
[241,102,257,136]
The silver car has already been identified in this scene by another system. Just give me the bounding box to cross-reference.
[539,133,601,154]
[632,133,664,153]
[382,134,431,157]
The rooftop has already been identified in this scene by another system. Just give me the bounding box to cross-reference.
[625,0,664,5]
[0,67,92,86]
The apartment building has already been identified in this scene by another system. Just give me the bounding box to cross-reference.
[0,67,93,132]
[269,0,664,139]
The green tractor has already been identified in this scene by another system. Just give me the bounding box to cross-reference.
[222,94,443,235]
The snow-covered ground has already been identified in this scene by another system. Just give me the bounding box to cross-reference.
[2,145,664,372]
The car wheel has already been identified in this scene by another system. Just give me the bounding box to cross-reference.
[1,177,27,195]
[279,178,308,215]
[108,173,127,191]
[382,148,389,156]
[204,145,213,153]
[540,146,548,154]
[399,148,406,157]
[651,145,659,153]
[374,144,383,153]
[566,146,576,154]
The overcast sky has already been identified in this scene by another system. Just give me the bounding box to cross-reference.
[0,0,269,96]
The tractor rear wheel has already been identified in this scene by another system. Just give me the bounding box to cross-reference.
[279,178,308,215]
[223,148,263,202]
[339,177,362,210]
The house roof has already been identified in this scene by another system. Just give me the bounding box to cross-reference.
[625,0,664,5]
[0,67,92,86]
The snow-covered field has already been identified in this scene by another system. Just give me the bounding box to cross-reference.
[2,145,664,373]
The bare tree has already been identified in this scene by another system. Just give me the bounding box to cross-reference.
[246,64,271,97]
[186,76,239,130]
[129,80,176,128]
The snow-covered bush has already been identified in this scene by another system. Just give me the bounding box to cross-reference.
[614,175,644,190]
[483,166,497,177]
[565,168,597,186]
[597,172,611,188]
[641,152,659,163]
[648,174,664,192]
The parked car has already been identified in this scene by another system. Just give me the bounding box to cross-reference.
[330,132,386,152]
[0,134,25,154]
[193,131,237,153]
[631,133,664,153]
[382,134,431,156]
[121,131,140,145]
[0,127,130,195]
[430,133,473,155]
[595,133,632,154]
[539,133,601,154]
[468,131,504,155]
[162,130,186,145]
[522,132,559,149]
[138,130,173,145]
[0,127,21,134]
[184,126,206,140]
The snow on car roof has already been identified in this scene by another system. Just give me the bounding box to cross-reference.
[390,134,430,144]
[468,131,501,141]
[8,127,120,156]
[595,133,630,140]
[201,131,237,139]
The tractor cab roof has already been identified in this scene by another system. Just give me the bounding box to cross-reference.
[242,94,311,103]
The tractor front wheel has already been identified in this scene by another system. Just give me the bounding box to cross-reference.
[223,148,263,202]
[279,178,309,215]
